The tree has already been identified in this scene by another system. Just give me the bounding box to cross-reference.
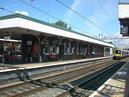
[53,20,72,30]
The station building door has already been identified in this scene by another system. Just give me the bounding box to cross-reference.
[22,34,39,63]
[59,43,64,60]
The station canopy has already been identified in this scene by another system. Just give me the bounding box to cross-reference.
[0,14,114,48]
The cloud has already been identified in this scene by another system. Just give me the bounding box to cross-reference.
[64,0,80,22]
[15,11,29,16]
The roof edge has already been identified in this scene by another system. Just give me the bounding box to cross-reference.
[119,2,129,5]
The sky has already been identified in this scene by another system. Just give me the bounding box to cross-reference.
[0,0,129,49]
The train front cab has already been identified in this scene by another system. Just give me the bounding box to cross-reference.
[113,49,122,59]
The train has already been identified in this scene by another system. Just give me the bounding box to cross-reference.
[113,49,129,59]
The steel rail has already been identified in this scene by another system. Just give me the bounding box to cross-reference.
[56,58,129,97]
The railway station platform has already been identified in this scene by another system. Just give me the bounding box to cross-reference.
[90,61,129,97]
[0,56,112,72]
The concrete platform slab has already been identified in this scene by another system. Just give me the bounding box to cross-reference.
[89,61,129,97]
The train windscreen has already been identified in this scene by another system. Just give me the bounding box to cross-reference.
[115,50,121,54]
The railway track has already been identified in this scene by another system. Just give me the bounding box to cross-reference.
[56,58,129,97]
[0,58,126,97]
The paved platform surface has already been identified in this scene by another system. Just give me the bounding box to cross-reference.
[89,61,129,97]
[0,56,112,72]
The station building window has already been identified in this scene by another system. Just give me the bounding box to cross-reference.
[0,42,4,63]
[0,42,4,55]
[44,40,50,55]
[84,48,87,54]
[64,42,69,55]
[80,46,84,55]
[76,43,79,55]
[64,42,67,54]
[79,45,87,55]
[82,47,85,54]
[0,40,21,64]
[51,40,58,54]
[1,42,21,56]
[15,43,21,55]
[67,42,72,54]
[45,40,58,55]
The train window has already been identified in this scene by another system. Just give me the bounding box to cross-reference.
[115,50,121,54]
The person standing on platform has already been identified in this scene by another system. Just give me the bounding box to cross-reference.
[32,43,40,63]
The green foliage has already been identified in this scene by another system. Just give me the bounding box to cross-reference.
[53,20,72,30]
[55,20,67,28]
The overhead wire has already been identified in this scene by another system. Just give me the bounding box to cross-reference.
[96,0,116,39]
[55,0,111,35]
[19,0,98,37]
[0,7,14,14]
[97,0,114,23]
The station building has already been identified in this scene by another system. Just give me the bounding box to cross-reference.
[0,14,114,64]
[119,3,129,36]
